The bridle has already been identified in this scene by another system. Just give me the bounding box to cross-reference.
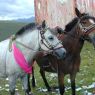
[79,16,95,35]
[39,28,62,51]
[9,28,63,54]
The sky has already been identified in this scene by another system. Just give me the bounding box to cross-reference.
[0,0,34,20]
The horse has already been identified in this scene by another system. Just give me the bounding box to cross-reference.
[0,21,66,95]
[30,8,95,95]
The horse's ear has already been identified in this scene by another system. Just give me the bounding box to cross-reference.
[55,26,65,34]
[75,7,82,18]
[42,20,46,29]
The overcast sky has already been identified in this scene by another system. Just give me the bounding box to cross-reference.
[0,0,34,20]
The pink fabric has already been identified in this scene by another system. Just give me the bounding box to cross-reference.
[12,44,32,74]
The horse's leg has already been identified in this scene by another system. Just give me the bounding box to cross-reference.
[27,67,36,93]
[40,68,51,91]
[8,75,16,95]
[21,74,33,95]
[58,72,65,95]
[31,66,36,87]
[70,73,76,95]
[27,74,31,92]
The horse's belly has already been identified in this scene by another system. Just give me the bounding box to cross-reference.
[0,40,9,77]
[0,51,7,75]
[0,64,6,77]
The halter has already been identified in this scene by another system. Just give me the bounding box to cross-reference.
[79,22,95,35]
[79,16,95,35]
[40,28,62,50]
[61,16,95,41]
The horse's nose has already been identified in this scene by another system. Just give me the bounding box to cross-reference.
[59,48,66,59]
[53,48,66,59]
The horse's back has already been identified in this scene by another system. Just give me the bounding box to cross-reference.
[0,39,9,77]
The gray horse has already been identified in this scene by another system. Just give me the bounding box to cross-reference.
[0,21,66,95]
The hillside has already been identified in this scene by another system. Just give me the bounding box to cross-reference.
[15,16,35,23]
[0,21,29,41]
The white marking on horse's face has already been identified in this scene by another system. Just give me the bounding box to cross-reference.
[89,19,95,24]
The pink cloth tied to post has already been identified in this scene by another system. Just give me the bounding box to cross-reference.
[12,44,32,74]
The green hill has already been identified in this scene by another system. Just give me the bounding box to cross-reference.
[0,21,28,41]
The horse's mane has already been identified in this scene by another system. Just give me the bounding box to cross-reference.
[64,13,95,32]
[15,22,37,36]
[81,14,95,21]
[64,17,79,32]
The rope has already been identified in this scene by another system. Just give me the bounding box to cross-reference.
[8,35,53,53]
[8,34,63,54]
[9,35,16,52]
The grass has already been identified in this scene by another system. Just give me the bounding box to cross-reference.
[0,21,95,95]
[0,21,28,41]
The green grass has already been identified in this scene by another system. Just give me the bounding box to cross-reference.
[0,21,95,95]
[0,21,28,41]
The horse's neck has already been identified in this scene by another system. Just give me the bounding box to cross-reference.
[16,30,41,62]
[64,27,84,53]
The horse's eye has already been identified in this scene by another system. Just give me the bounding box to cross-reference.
[82,21,87,24]
[48,36,54,41]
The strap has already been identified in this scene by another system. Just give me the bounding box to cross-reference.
[9,35,16,52]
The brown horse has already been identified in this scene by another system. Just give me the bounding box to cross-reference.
[29,8,95,95]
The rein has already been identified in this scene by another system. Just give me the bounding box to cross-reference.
[15,40,63,54]
[9,29,63,54]
[9,36,53,54]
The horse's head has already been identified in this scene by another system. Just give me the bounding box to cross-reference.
[39,20,66,59]
[75,8,95,46]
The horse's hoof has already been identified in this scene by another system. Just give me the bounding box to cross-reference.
[48,87,52,92]
[15,91,20,95]
[29,92,34,95]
